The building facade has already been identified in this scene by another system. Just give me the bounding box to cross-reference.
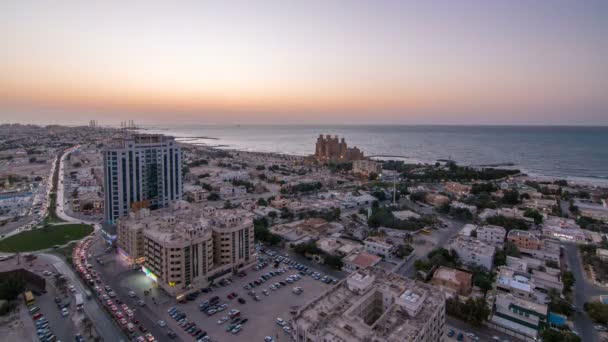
[103,134,182,224]
[448,236,495,270]
[352,159,381,176]
[314,135,365,161]
[476,225,507,247]
[116,201,255,297]
[507,230,541,250]
[490,293,548,339]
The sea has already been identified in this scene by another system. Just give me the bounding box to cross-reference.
[139,125,608,185]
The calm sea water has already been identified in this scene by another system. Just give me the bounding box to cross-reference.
[141,125,608,184]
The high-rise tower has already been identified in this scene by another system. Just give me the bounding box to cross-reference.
[103,134,182,224]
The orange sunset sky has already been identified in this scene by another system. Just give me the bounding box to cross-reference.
[1,0,607,125]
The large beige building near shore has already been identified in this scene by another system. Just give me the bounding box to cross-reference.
[292,267,446,342]
[117,200,255,297]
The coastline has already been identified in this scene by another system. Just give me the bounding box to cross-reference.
[137,127,608,187]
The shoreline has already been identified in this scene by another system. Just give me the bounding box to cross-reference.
[139,128,608,187]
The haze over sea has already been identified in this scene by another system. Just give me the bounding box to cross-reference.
[141,125,608,184]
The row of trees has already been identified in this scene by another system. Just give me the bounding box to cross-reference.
[280,182,322,194]
[292,241,343,269]
[403,162,519,181]
[368,206,437,231]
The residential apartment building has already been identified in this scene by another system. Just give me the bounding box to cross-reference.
[507,230,541,250]
[292,268,446,342]
[116,201,254,297]
[448,236,495,270]
[352,159,381,176]
[490,292,548,340]
[476,225,507,247]
[364,236,395,258]
[103,134,182,224]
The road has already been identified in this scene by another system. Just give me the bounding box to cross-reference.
[87,236,181,342]
[50,146,126,341]
[447,317,520,342]
[394,198,465,277]
[563,242,607,342]
[56,145,103,232]
[43,253,126,342]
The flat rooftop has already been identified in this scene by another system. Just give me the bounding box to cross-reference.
[294,267,444,342]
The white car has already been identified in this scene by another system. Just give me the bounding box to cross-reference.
[157,320,166,327]
[128,291,136,298]
[283,326,292,333]
[61,308,69,317]
[217,316,228,325]
[68,285,76,292]
[276,318,285,326]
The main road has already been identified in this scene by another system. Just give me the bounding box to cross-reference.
[563,242,607,342]
[56,145,102,231]
[43,253,126,342]
[50,146,125,341]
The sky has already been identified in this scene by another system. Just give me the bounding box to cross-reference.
[1,0,607,126]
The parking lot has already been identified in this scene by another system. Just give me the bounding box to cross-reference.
[158,257,338,342]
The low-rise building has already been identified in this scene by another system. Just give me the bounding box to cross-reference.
[269,218,330,245]
[507,230,541,250]
[597,248,608,261]
[292,268,446,342]
[459,224,477,237]
[430,266,473,298]
[352,159,382,176]
[424,193,450,207]
[448,236,495,270]
[451,201,477,215]
[490,292,548,340]
[476,225,506,247]
[341,252,382,273]
[364,236,395,258]
[444,182,471,197]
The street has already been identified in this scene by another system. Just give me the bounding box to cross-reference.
[394,198,465,277]
[86,235,181,342]
[44,252,126,342]
[563,242,607,342]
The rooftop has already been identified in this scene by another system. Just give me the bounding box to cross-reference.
[294,267,445,342]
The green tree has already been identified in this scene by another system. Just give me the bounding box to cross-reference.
[257,198,268,206]
[504,242,521,257]
[395,244,414,258]
[0,274,26,301]
[547,289,573,316]
[446,297,490,326]
[206,192,220,201]
[585,301,608,324]
[524,208,544,224]
[324,255,343,269]
[409,191,427,202]
[540,329,580,342]
[561,271,575,293]
[502,189,520,205]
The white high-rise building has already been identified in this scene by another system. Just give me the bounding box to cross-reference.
[103,134,182,224]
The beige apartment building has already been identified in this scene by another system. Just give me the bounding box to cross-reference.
[117,200,255,298]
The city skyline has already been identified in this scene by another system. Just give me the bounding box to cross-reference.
[1,0,607,125]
